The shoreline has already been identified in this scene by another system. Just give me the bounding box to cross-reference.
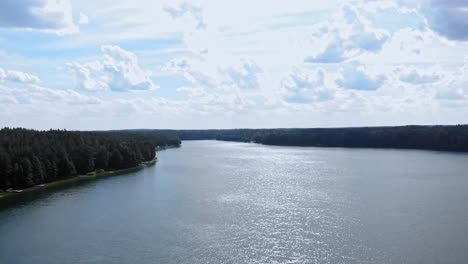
[0,145,179,201]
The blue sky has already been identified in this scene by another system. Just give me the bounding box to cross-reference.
[0,0,468,129]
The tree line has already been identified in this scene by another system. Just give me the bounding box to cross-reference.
[168,125,468,152]
[0,128,180,190]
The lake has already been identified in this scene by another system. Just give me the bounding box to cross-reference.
[1,140,468,264]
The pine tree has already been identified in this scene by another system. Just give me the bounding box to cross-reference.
[32,156,45,184]
[0,151,12,190]
[20,157,34,187]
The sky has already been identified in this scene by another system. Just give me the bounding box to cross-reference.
[0,0,468,130]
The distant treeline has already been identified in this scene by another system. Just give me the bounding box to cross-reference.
[0,128,180,190]
[97,129,181,147]
[169,125,468,152]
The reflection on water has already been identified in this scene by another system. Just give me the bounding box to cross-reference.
[1,140,468,264]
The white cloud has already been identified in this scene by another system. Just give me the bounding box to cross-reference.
[162,55,282,115]
[28,85,102,105]
[0,82,101,106]
[0,81,110,129]
[66,61,107,92]
[0,66,104,128]
[358,27,464,66]
[221,60,262,90]
[163,2,206,30]
[421,0,468,41]
[0,68,41,84]
[78,12,89,25]
[435,57,468,101]
[0,0,80,35]
[336,61,386,90]
[362,0,468,41]
[305,4,390,63]
[163,56,264,92]
[162,56,218,89]
[305,39,348,63]
[281,67,335,103]
[176,86,208,98]
[67,45,158,92]
[396,65,442,84]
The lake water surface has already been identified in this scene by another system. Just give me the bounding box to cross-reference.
[1,140,468,264]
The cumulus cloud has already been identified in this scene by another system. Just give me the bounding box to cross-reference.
[396,65,442,84]
[176,86,209,98]
[163,57,263,92]
[162,56,274,113]
[162,57,217,88]
[67,45,158,92]
[306,40,347,63]
[305,5,389,63]
[163,2,206,30]
[28,85,102,105]
[0,80,107,130]
[222,61,262,89]
[0,82,101,106]
[435,57,468,100]
[0,0,80,35]
[0,68,76,107]
[363,0,468,41]
[281,67,335,103]
[0,68,41,84]
[336,61,386,90]
[421,0,468,41]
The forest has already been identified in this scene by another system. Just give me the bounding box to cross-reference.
[169,125,468,152]
[0,128,180,190]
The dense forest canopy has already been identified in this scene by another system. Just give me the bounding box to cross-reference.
[0,128,180,190]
